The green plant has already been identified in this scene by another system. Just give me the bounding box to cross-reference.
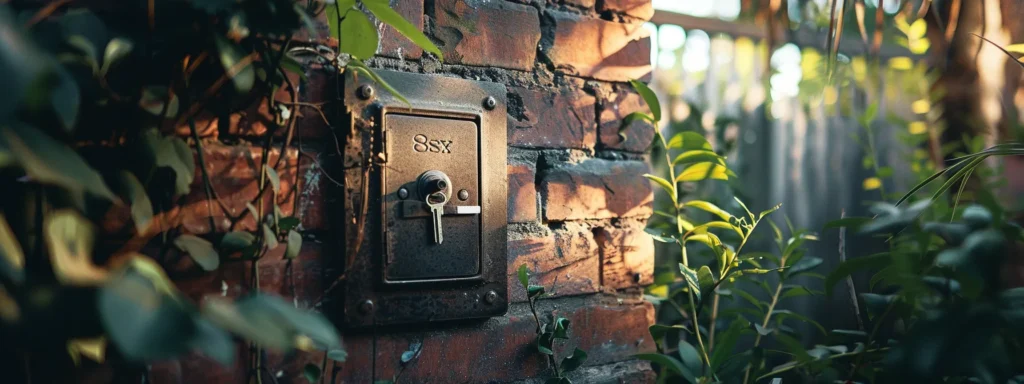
[0,0,439,381]
[517,264,589,384]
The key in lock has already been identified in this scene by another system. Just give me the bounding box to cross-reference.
[417,170,451,244]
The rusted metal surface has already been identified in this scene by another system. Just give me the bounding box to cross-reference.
[340,69,509,327]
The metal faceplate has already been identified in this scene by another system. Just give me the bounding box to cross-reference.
[340,69,508,327]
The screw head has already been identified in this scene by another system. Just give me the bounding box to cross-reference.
[358,300,374,314]
[458,189,470,201]
[398,188,409,199]
[483,96,497,110]
[357,84,375,100]
[484,290,498,304]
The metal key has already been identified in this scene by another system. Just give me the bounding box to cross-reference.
[426,191,449,244]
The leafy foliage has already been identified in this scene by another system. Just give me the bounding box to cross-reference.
[518,264,589,382]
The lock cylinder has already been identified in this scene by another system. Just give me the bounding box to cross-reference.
[417,170,452,199]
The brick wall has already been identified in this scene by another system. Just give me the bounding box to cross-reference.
[150,0,658,382]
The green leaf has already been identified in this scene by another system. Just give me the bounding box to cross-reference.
[220,231,256,253]
[824,253,890,296]
[174,234,220,271]
[204,294,341,351]
[100,37,132,76]
[859,293,896,315]
[303,363,321,382]
[754,324,773,336]
[697,265,715,299]
[785,257,823,277]
[263,224,279,250]
[1,124,115,200]
[676,162,729,182]
[772,309,827,336]
[285,230,302,259]
[517,264,530,289]
[635,353,695,383]
[733,289,764,311]
[682,200,732,221]
[279,217,301,232]
[831,329,868,338]
[677,340,702,375]
[339,10,378,59]
[561,347,588,373]
[99,271,195,361]
[328,349,348,362]
[859,100,878,127]
[644,228,677,243]
[67,35,99,74]
[710,318,749,371]
[666,131,711,151]
[554,317,571,339]
[672,150,724,166]
[213,35,254,93]
[115,171,153,233]
[619,111,655,141]
[325,0,357,40]
[347,58,411,107]
[245,203,259,222]
[363,0,443,60]
[537,331,555,355]
[266,167,281,194]
[962,204,993,229]
[401,341,422,363]
[139,86,179,116]
[679,263,700,298]
[649,324,690,341]
[0,214,25,285]
[644,174,676,198]
[628,79,661,121]
[190,317,235,366]
[527,285,546,299]
[781,286,820,300]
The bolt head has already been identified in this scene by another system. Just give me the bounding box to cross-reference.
[398,188,409,199]
[484,290,498,304]
[358,300,374,314]
[357,84,375,100]
[458,189,470,201]
[483,96,497,110]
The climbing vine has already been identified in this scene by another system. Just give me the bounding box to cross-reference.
[0,0,439,382]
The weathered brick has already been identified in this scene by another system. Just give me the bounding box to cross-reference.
[365,300,655,383]
[560,0,598,9]
[378,0,425,59]
[174,144,327,235]
[509,86,598,150]
[508,224,600,302]
[595,227,655,289]
[509,160,539,223]
[598,0,655,21]
[432,0,541,71]
[540,159,654,221]
[544,12,652,82]
[599,89,656,152]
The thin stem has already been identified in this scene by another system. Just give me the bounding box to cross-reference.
[742,260,786,384]
[757,348,890,381]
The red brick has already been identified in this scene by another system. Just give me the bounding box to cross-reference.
[541,159,654,221]
[508,224,600,302]
[595,227,655,289]
[509,161,539,223]
[378,0,425,59]
[432,0,541,71]
[599,90,656,152]
[544,12,652,82]
[172,144,327,235]
[561,0,598,8]
[599,0,655,21]
[366,300,655,382]
[509,86,598,150]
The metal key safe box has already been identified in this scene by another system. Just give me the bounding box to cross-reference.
[339,69,508,327]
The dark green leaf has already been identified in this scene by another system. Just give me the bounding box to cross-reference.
[677,340,701,374]
[781,286,819,300]
[644,228,677,243]
[100,271,195,361]
[328,348,348,362]
[649,324,689,341]
[619,111,654,141]
[527,285,546,299]
[279,217,301,232]
[859,293,896,315]
[0,214,25,285]
[363,0,443,59]
[220,231,256,253]
[190,317,235,366]
[733,289,764,311]
[100,37,132,76]
[824,252,889,296]
[286,230,302,259]
[139,86,179,116]
[561,347,588,372]
[785,257,823,277]
[537,331,554,355]
[696,265,715,300]
[772,309,827,336]
[635,353,695,383]
[922,222,971,246]
[213,35,254,93]
[67,35,99,73]
[303,363,321,382]
[710,318,749,371]
[325,0,357,40]
[115,171,153,233]
[921,275,961,295]
[831,329,867,338]
[679,264,700,298]
[962,204,993,229]
[228,294,340,351]
[174,234,220,271]
[339,10,378,59]
[754,324,773,336]
[628,79,661,121]
[1,124,115,200]
[554,317,570,339]
[517,264,530,289]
